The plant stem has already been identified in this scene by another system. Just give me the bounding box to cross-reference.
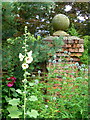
[24,70,27,120]
[9,88,10,97]
[24,28,27,120]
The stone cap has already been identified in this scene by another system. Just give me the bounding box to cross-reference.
[43,36,84,44]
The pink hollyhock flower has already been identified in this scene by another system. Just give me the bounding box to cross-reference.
[10,76,16,80]
[7,76,16,81]
[7,77,11,80]
[7,76,16,87]
[7,82,14,87]
[10,77,16,82]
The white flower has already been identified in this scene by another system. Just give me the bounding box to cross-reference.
[48,59,52,63]
[34,79,39,84]
[70,58,73,61]
[68,52,71,55]
[45,105,48,108]
[27,50,32,57]
[25,56,33,64]
[52,60,56,63]
[81,64,85,67]
[85,68,88,71]
[75,62,79,66]
[32,74,35,77]
[19,53,24,61]
[53,97,56,100]
[58,59,61,62]
[53,55,56,58]
[63,77,66,79]
[38,70,41,74]
[64,51,68,54]
[78,66,81,69]
[22,63,29,69]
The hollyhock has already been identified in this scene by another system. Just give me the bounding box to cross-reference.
[7,76,16,82]
[10,76,16,80]
[19,53,24,61]
[27,50,32,57]
[7,76,16,87]
[7,82,14,87]
[22,63,29,69]
[25,56,33,64]
[7,77,11,80]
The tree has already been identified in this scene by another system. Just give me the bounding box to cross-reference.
[2,2,89,41]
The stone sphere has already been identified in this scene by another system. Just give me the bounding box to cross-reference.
[52,14,70,31]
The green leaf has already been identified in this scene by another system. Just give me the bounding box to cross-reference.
[8,98,20,106]
[10,88,15,91]
[13,92,18,97]
[7,105,18,112]
[16,89,22,94]
[5,96,11,102]
[29,96,38,101]
[7,106,22,118]
[27,109,39,118]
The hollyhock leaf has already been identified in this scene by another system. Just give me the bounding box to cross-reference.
[7,106,22,118]
[8,98,20,106]
[29,96,38,101]
[26,110,31,116]
[7,106,18,112]
[13,92,18,97]
[16,89,22,94]
[27,109,39,118]
[5,96,11,102]
[10,88,15,91]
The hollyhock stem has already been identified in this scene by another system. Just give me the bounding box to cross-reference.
[9,89,10,97]
[24,27,27,120]
[23,70,27,120]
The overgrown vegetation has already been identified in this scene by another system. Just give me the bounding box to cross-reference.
[2,2,89,119]
[2,26,88,119]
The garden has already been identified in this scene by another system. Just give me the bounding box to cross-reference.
[2,2,89,119]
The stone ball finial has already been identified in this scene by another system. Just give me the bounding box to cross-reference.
[52,14,70,31]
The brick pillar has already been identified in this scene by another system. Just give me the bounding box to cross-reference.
[43,35,84,63]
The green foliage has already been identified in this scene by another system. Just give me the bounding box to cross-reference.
[2,2,89,41]
[7,106,22,118]
[2,30,63,79]
[68,23,80,37]
[8,98,20,106]
[29,96,38,101]
[2,2,17,40]
[2,51,88,119]
[68,24,88,65]
[80,35,89,64]
[27,109,39,118]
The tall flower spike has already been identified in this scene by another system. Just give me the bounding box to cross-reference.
[22,63,29,69]
[27,50,32,57]
[19,53,24,61]
[25,56,33,64]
